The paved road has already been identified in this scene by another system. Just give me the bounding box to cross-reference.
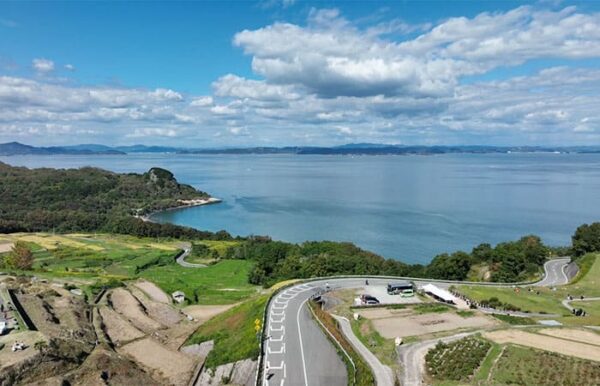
[175,243,207,268]
[534,258,570,286]
[260,258,572,386]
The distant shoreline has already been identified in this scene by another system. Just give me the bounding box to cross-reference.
[137,197,222,223]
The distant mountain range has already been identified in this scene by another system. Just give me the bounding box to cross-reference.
[1,141,599,156]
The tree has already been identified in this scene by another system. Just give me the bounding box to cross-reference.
[34,340,48,353]
[572,222,600,257]
[4,241,34,270]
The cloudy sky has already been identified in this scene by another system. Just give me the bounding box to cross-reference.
[1,1,600,147]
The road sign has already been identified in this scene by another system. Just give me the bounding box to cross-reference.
[255,325,261,332]
[254,318,261,325]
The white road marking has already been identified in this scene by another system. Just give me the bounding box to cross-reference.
[296,297,310,386]
[270,315,285,324]
[269,324,285,332]
[268,342,286,354]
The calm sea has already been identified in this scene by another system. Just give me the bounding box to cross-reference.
[2,153,600,264]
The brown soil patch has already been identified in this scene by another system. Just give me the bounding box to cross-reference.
[119,337,195,385]
[99,306,144,345]
[182,304,236,323]
[0,242,13,253]
[369,311,496,338]
[484,329,600,362]
[110,288,163,333]
[129,286,182,327]
[134,280,171,304]
[538,328,600,346]
[0,331,46,367]
[358,307,412,319]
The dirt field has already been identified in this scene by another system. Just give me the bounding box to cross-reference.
[110,288,163,333]
[0,242,13,253]
[537,328,600,347]
[129,286,182,327]
[182,304,236,323]
[119,337,195,385]
[0,331,46,367]
[99,306,145,344]
[134,280,171,303]
[368,310,496,338]
[484,329,600,362]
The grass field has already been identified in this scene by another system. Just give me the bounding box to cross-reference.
[140,259,257,304]
[351,317,397,367]
[457,285,569,315]
[488,344,600,385]
[186,295,268,368]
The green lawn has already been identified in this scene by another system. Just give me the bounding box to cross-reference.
[140,259,257,304]
[186,295,268,368]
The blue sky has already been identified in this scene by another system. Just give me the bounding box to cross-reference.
[1,1,600,146]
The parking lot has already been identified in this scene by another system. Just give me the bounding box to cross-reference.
[356,285,423,305]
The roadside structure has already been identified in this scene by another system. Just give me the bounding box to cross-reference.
[421,284,457,304]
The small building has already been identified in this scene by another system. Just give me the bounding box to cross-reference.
[172,291,185,304]
[421,284,457,304]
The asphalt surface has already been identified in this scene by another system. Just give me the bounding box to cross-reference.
[175,243,207,268]
[260,258,572,386]
[534,258,570,286]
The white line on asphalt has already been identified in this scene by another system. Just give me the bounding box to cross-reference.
[270,315,285,324]
[296,297,310,386]
[271,334,284,342]
[560,262,569,284]
[267,342,286,354]
[269,324,285,332]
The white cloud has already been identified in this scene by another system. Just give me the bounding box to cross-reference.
[190,96,213,107]
[64,64,75,71]
[3,5,600,146]
[32,58,55,73]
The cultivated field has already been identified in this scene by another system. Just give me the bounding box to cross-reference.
[488,344,600,385]
[484,329,600,362]
[537,328,600,346]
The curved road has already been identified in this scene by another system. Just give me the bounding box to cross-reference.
[176,243,208,268]
[261,258,572,386]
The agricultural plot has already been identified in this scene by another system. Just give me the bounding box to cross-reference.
[0,233,259,305]
[425,337,491,382]
[140,259,257,305]
[488,344,600,385]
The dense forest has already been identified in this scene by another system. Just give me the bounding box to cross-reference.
[0,162,230,240]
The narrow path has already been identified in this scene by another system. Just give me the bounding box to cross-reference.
[332,315,396,386]
[562,297,600,311]
[175,243,207,268]
[397,332,476,386]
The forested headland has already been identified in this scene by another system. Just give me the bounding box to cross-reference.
[0,162,230,240]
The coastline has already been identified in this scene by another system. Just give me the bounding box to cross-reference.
[136,197,222,223]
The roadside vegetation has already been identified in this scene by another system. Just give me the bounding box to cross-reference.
[351,317,397,368]
[186,295,268,369]
[425,337,491,382]
[490,313,536,325]
[308,301,376,386]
